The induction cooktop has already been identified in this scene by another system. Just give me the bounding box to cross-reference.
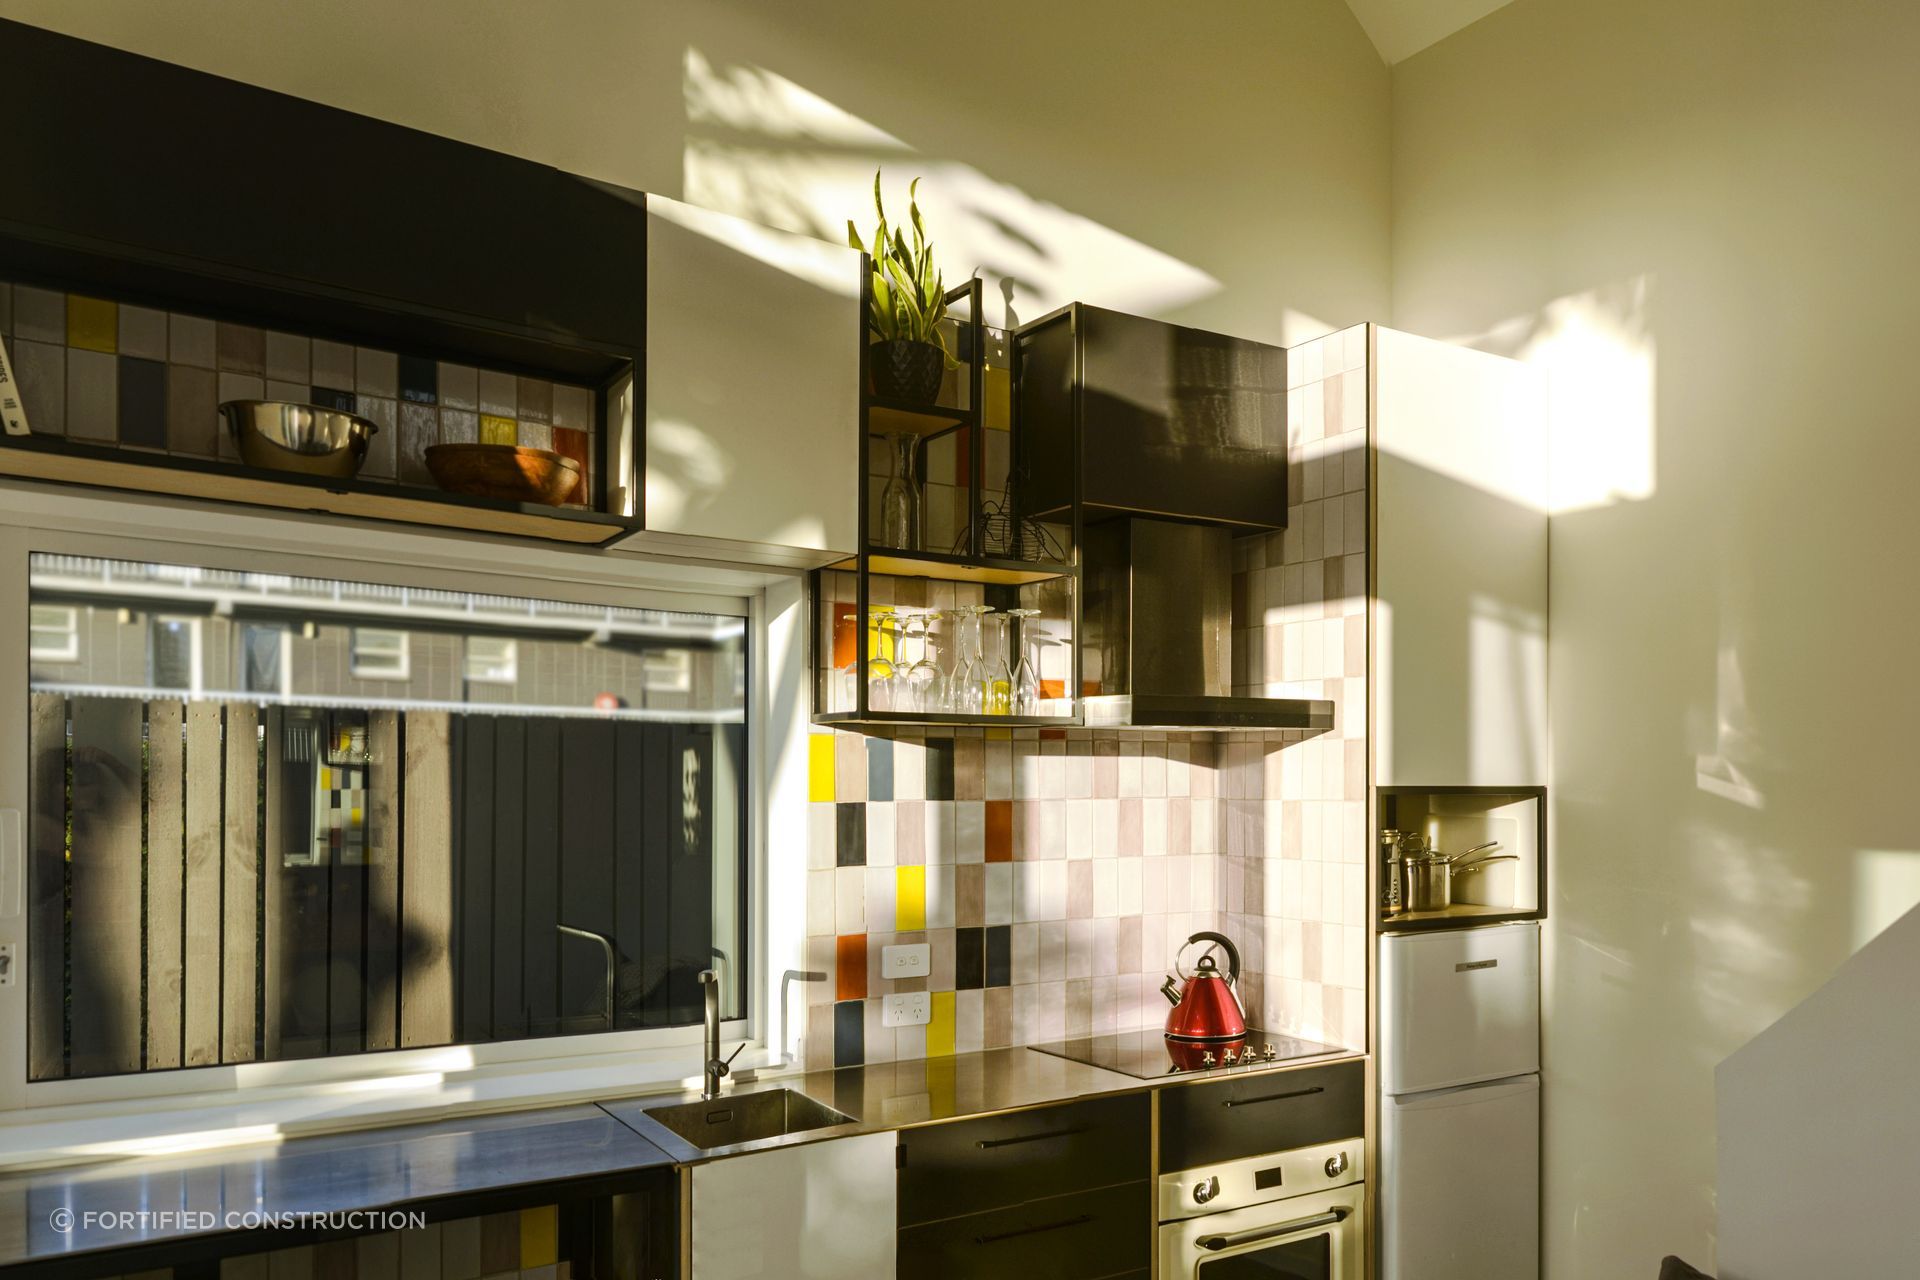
[1027,1027,1348,1080]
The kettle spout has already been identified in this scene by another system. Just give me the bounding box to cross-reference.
[1160,976,1182,1006]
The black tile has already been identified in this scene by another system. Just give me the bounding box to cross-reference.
[925,737,955,801]
[833,999,865,1068]
[956,926,985,991]
[399,354,438,404]
[835,803,866,867]
[985,924,1011,988]
[311,385,356,411]
[117,356,167,447]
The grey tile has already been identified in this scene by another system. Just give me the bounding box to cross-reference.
[169,313,216,368]
[216,322,264,374]
[399,400,437,484]
[265,379,308,403]
[515,377,552,423]
[477,369,516,417]
[437,362,478,410]
[118,304,168,360]
[312,339,355,388]
[12,285,64,343]
[439,406,477,445]
[264,331,310,383]
[518,420,552,451]
[9,338,65,434]
[217,372,265,459]
[66,348,118,439]
[167,364,219,455]
[355,347,397,397]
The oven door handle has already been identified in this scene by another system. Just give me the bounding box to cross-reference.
[1195,1207,1349,1252]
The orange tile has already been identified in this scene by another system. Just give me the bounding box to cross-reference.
[835,934,868,1002]
[985,799,1013,862]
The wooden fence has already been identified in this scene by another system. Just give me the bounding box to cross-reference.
[27,695,728,1081]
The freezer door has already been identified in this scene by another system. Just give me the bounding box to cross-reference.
[1380,1075,1539,1280]
[1380,922,1539,1094]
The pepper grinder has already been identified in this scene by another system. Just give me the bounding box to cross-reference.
[1380,828,1404,914]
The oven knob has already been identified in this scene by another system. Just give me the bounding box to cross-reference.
[1193,1176,1221,1205]
[1325,1152,1350,1178]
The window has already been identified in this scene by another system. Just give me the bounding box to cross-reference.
[25,553,751,1083]
[464,636,518,684]
[350,627,410,679]
[28,604,77,661]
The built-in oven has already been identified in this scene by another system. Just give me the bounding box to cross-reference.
[1158,1138,1366,1280]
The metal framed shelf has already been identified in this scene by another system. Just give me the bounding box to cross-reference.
[813,273,1084,729]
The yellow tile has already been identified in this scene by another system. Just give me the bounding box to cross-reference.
[985,727,1013,741]
[479,414,518,445]
[928,990,956,1058]
[519,1205,558,1269]
[67,295,117,354]
[984,365,1011,431]
[808,735,836,803]
[895,866,926,931]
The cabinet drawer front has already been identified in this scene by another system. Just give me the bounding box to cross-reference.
[897,1181,1151,1279]
[899,1093,1149,1226]
[1157,1060,1364,1171]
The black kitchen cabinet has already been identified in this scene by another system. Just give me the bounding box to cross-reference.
[1156,1059,1365,1172]
[1016,303,1289,530]
[895,1181,1150,1280]
[897,1092,1149,1226]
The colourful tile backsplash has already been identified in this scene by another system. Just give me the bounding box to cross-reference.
[0,282,597,503]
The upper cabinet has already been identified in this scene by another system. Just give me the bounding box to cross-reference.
[626,197,861,565]
[1371,327,1550,787]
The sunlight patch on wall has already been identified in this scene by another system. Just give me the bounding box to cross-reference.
[1853,851,1920,949]
[681,48,1219,328]
[1693,642,1766,810]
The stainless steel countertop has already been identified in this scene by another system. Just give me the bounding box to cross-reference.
[0,1104,672,1273]
[0,1044,1364,1271]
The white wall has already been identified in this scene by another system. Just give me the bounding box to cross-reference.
[1392,1,1920,1275]
[0,0,1390,345]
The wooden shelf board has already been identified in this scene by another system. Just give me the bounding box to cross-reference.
[0,443,637,545]
[813,711,1077,729]
[866,402,972,438]
[1382,903,1538,929]
[826,550,1074,586]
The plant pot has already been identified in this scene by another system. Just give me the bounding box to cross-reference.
[870,339,945,404]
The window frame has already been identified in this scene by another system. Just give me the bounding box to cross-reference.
[463,635,519,685]
[26,603,77,662]
[349,626,412,680]
[0,496,793,1130]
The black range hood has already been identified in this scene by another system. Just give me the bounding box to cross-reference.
[1015,305,1335,736]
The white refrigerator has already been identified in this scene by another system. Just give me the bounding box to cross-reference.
[1379,922,1540,1280]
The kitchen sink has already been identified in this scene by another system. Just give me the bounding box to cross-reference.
[642,1088,855,1151]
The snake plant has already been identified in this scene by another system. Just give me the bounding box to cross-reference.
[848,169,956,365]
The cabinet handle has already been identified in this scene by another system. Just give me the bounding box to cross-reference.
[973,1213,1095,1245]
[1222,1085,1324,1109]
[975,1125,1088,1149]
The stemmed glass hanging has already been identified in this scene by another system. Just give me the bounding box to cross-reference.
[948,604,991,715]
[902,610,942,713]
[1006,608,1043,716]
[867,608,900,712]
[982,610,1015,715]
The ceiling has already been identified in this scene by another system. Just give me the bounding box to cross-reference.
[1342,0,1518,64]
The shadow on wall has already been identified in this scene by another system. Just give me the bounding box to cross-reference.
[677,46,1219,330]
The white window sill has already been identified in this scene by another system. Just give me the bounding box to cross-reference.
[0,1042,794,1173]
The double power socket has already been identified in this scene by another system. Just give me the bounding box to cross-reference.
[878,942,931,1026]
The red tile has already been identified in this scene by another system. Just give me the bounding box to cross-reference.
[985,800,1013,863]
[835,934,868,1002]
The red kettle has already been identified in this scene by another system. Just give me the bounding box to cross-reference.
[1160,931,1248,1042]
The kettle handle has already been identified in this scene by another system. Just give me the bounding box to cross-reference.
[1181,931,1241,986]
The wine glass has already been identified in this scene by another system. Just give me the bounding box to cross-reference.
[982,610,1015,715]
[902,610,942,713]
[950,604,991,715]
[867,608,899,712]
[1007,608,1042,715]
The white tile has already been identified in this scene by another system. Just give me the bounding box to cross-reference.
[118,305,168,361]
[9,338,64,433]
[865,801,895,868]
[355,348,397,397]
[984,863,1012,926]
[265,379,307,404]
[168,313,216,368]
[65,348,117,440]
[518,420,552,452]
[865,866,895,931]
[552,382,595,429]
[925,865,956,929]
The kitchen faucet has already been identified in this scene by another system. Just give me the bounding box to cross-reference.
[700,969,743,1101]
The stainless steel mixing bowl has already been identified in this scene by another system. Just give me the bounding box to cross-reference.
[219,399,378,479]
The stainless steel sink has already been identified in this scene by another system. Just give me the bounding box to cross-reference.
[642,1088,854,1151]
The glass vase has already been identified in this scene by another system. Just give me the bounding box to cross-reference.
[879,431,922,551]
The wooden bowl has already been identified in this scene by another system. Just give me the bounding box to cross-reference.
[425,444,581,506]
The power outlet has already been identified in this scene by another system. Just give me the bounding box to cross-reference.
[881,942,931,980]
[882,992,931,1027]
[0,943,14,988]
